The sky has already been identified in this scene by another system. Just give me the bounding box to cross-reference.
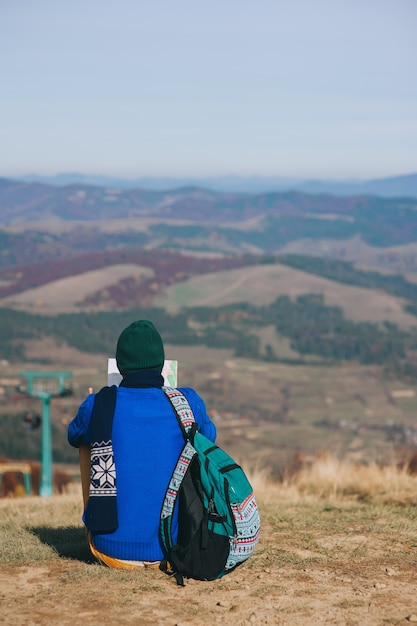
[1,0,416,181]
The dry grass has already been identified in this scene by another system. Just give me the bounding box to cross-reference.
[0,264,153,314]
[246,452,417,506]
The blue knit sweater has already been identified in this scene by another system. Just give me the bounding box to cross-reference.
[68,386,216,561]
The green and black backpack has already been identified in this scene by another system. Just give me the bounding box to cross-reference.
[160,387,261,585]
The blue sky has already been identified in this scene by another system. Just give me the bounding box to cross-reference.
[1,0,416,180]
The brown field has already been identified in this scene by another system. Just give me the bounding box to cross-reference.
[6,214,266,235]
[0,264,154,313]
[280,235,417,274]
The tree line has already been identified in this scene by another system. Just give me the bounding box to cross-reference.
[1,291,417,379]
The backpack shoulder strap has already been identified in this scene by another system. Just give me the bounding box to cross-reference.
[162,386,197,440]
[160,387,198,560]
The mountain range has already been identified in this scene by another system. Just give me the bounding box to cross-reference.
[9,172,417,198]
[1,176,417,227]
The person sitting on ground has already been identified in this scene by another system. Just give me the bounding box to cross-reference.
[68,319,216,568]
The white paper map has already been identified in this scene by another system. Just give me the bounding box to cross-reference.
[107,358,178,387]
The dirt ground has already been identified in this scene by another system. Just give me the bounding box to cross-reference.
[1,493,417,626]
[2,558,417,626]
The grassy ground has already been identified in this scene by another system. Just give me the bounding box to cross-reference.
[1,461,417,626]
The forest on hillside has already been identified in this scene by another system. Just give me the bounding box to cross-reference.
[1,292,417,380]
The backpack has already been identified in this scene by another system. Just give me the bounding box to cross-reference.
[160,386,261,585]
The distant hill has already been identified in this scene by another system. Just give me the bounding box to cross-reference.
[295,173,417,199]
[1,177,417,227]
[9,171,417,198]
[2,177,417,277]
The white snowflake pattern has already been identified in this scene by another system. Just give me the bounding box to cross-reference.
[91,456,116,488]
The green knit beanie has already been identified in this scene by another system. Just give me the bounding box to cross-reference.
[116,320,165,375]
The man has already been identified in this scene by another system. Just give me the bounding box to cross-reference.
[68,319,216,568]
